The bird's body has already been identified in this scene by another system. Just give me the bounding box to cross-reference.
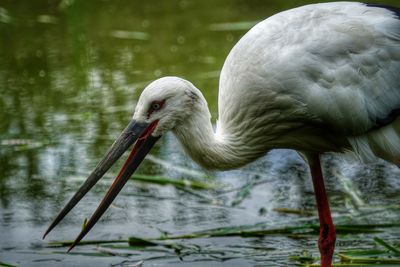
[44,2,400,267]
[168,2,400,170]
[221,1,400,163]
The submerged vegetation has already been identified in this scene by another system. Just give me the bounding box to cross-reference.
[47,221,400,266]
[3,140,400,266]
[45,181,400,266]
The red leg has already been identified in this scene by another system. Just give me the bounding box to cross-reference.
[309,154,336,267]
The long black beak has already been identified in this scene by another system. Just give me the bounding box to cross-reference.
[43,119,160,251]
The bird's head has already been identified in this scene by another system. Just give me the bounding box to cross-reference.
[133,76,199,136]
[43,77,202,249]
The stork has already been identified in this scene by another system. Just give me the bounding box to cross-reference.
[43,2,400,266]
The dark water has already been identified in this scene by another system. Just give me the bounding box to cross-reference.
[1,1,400,266]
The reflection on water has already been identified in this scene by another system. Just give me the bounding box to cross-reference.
[1,0,400,266]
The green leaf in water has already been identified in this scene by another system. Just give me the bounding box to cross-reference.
[51,251,112,257]
[131,174,218,190]
[81,217,88,231]
[128,237,158,247]
[339,254,400,264]
[373,237,400,256]
[289,250,316,264]
[231,182,253,207]
[339,249,388,257]
[47,239,127,247]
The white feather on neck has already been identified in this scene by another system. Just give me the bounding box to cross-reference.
[172,87,267,170]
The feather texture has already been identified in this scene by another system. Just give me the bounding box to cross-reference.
[136,2,400,169]
[217,2,400,164]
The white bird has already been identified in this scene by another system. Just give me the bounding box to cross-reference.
[43,2,400,267]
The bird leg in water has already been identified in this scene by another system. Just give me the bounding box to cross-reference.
[309,154,336,267]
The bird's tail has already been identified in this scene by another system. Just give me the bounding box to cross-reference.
[347,119,400,166]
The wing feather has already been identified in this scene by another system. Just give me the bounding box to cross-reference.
[218,2,400,160]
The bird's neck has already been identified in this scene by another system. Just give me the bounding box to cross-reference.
[173,90,266,170]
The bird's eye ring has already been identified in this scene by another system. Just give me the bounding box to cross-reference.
[147,100,165,118]
[152,103,161,110]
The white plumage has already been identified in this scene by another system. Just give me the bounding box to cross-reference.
[137,2,400,169]
[218,2,400,163]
